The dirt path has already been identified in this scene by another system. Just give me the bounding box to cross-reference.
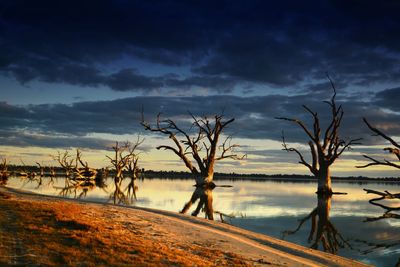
[0,187,371,266]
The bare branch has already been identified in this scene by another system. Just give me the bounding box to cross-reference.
[363,118,400,149]
[281,132,317,175]
[142,112,239,185]
[216,136,246,161]
[275,117,316,142]
[356,155,400,169]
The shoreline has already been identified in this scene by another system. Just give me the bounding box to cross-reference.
[0,186,370,266]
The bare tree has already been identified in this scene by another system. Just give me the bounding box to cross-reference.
[141,113,243,219]
[53,151,75,177]
[74,149,97,179]
[1,158,9,179]
[49,166,56,177]
[107,142,132,180]
[283,195,350,254]
[357,118,400,169]
[106,138,144,181]
[36,162,44,177]
[276,79,361,194]
[106,137,143,204]
[0,158,9,185]
[125,149,141,201]
[53,149,97,179]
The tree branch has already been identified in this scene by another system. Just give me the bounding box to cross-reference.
[363,118,400,149]
[276,117,317,142]
[281,133,317,175]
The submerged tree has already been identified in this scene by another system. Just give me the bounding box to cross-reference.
[53,149,97,179]
[107,137,144,204]
[276,79,361,194]
[107,140,143,180]
[0,158,9,185]
[357,118,400,170]
[36,162,44,177]
[74,149,98,179]
[1,158,9,179]
[141,113,243,219]
[53,151,76,177]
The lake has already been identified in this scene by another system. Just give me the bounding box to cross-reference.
[4,176,400,266]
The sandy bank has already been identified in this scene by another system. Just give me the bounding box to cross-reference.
[0,187,370,266]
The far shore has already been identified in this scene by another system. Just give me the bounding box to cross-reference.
[5,164,400,183]
[0,186,370,267]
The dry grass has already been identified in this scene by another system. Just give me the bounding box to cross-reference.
[0,191,250,266]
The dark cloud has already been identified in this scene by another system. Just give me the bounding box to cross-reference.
[375,87,400,112]
[0,130,113,150]
[1,0,399,91]
[1,89,399,151]
[4,58,238,92]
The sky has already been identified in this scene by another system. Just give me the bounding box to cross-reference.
[1,0,400,177]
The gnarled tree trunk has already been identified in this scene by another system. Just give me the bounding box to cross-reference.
[317,167,332,195]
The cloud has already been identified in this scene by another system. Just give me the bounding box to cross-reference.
[1,89,399,150]
[1,0,400,92]
[375,87,400,112]
[0,130,113,150]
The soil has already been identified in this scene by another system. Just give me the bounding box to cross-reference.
[0,187,370,267]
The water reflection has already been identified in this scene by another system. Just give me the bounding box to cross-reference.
[283,194,350,254]
[180,182,215,219]
[4,176,400,266]
[1,159,9,183]
[109,176,139,205]
[364,188,400,212]
[0,176,7,186]
[357,188,400,263]
[126,176,138,201]
[20,175,44,189]
[55,176,107,199]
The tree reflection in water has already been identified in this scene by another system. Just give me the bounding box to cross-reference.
[180,182,216,220]
[110,177,127,204]
[283,194,350,254]
[354,188,400,259]
[109,176,139,205]
[0,176,7,186]
[126,176,138,202]
[56,175,107,199]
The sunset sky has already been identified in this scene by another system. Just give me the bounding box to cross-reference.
[1,1,400,177]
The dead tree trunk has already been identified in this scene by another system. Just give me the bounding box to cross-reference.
[277,77,361,195]
[142,112,243,219]
[317,164,331,195]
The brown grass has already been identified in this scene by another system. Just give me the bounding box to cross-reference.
[0,191,251,266]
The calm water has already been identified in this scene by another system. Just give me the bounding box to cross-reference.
[4,176,400,266]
